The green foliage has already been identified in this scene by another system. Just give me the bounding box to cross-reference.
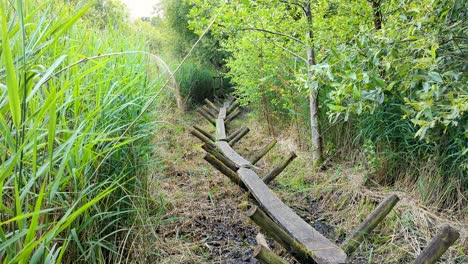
[0,0,162,262]
[176,61,218,103]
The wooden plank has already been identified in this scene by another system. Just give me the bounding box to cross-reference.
[238,167,347,264]
[218,107,227,119]
[216,141,251,167]
[216,119,226,140]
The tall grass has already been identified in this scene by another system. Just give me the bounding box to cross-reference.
[0,1,162,262]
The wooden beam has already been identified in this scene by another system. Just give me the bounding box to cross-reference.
[201,144,238,171]
[202,105,217,119]
[216,141,252,167]
[196,108,215,125]
[413,225,460,264]
[254,245,289,264]
[226,126,245,142]
[239,168,347,264]
[227,100,240,114]
[263,152,297,184]
[190,129,216,148]
[229,127,250,146]
[204,154,246,190]
[225,108,241,123]
[342,194,400,255]
[250,140,277,165]
[216,119,227,140]
[193,125,215,142]
[204,98,219,113]
[218,107,227,119]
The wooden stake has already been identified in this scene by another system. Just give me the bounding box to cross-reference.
[254,245,289,264]
[226,108,241,123]
[413,225,460,264]
[263,152,297,184]
[201,144,238,171]
[229,127,250,145]
[227,100,240,114]
[250,140,277,165]
[190,129,216,148]
[196,108,215,125]
[204,154,245,190]
[342,194,400,255]
[193,125,215,142]
[226,126,245,142]
[202,105,217,119]
[204,98,219,113]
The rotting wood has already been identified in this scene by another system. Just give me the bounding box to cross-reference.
[254,245,289,264]
[342,194,400,255]
[204,154,246,190]
[413,225,460,264]
[201,144,238,171]
[227,100,240,114]
[229,127,250,146]
[216,119,227,140]
[204,98,219,113]
[250,140,277,165]
[248,205,316,263]
[226,126,246,142]
[190,129,216,149]
[226,108,241,123]
[239,168,347,264]
[216,141,251,167]
[196,108,215,125]
[263,152,297,184]
[218,107,227,119]
[202,105,217,119]
[193,125,215,142]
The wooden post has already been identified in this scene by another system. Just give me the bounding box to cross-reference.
[204,154,245,190]
[202,105,217,119]
[193,125,215,142]
[263,152,297,184]
[226,108,241,123]
[204,98,219,113]
[190,129,216,149]
[196,108,215,125]
[413,225,460,264]
[201,144,238,171]
[342,194,400,255]
[227,100,240,114]
[247,205,316,263]
[229,127,250,145]
[254,245,288,264]
[226,127,245,142]
[250,140,277,165]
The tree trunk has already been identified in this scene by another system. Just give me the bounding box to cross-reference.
[369,0,383,30]
[305,1,324,166]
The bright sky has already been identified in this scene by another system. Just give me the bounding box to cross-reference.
[119,0,161,19]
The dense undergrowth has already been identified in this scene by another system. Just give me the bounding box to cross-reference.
[0,0,170,262]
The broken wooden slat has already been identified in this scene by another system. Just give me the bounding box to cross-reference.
[342,194,400,255]
[263,152,297,184]
[201,144,238,171]
[226,108,241,123]
[216,119,227,140]
[238,168,347,264]
[190,129,216,148]
[196,108,215,125]
[204,154,246,190]
[413,225,460,264]
[250,140,277,165]
[229,127,250,146]
[193,125,215,142]
[216,141,251,167]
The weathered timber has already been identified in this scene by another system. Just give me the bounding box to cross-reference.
[413,225,460,264]
[227,100,240,114]
[204,154,246,190]
[250,140,277,165]
[202,105,217,119]
[263,152,297,184]
[226,108,241,123]
[204,98,219,113]
[239,168,347,264]
[342,194,400,255]
[213,96,223,106]
[229,127,250,145]
[196,108,215,125]
[218,107,227,119]
[216,141,251,167]
[190,129,216,148]
[226,126,246,142]
[193,125,215,142]
[216,119,227,140]
[248,206,316,263]
[254,245,289,264]
[201,144,238,171]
